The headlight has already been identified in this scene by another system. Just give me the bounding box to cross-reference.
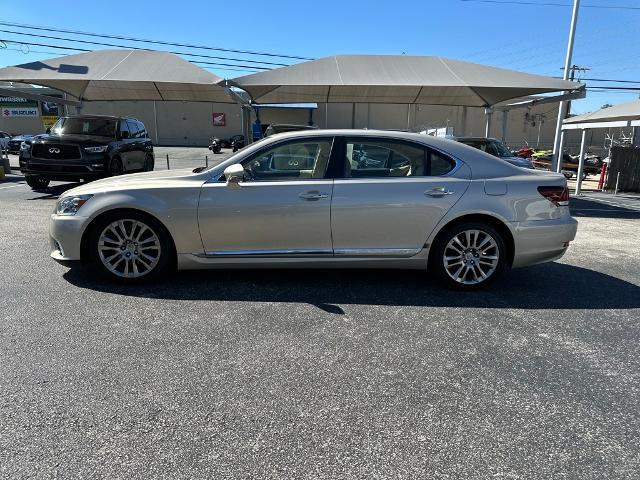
[84,145,108,153]
[20,142,30,151]
[56,194,93,216]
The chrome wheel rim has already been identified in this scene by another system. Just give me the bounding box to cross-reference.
[97,219,161,278]
[443,229,499,285]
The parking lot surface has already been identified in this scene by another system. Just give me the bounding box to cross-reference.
[1,163,639,479]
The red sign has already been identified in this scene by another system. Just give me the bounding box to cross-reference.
[213,112,226,126]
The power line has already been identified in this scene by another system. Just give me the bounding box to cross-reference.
[460,0,640,10]
[0,28,287,67]
[0,20,314,61]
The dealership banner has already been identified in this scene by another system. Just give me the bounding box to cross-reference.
[0,96,40,117]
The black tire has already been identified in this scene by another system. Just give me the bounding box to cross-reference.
[430,221,507,291]
[25,176,50,190]
[144,154,155,172]
[109,157,124,176]
[89,211,174,283]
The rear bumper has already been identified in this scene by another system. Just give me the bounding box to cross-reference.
[511,217,578,268]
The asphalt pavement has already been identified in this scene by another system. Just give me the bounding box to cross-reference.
[0,163,639,479]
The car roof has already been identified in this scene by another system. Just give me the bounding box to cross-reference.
[64,114,142,122]
[453,136,501,142]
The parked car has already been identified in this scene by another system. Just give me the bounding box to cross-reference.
[0,131,11,150]
[7,134,34,154]
[19,115,154,190]
[49,130,576,290]
[451,137,534,169]
[264,124,318,137]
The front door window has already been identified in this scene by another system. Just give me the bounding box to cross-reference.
[241,139,333,181]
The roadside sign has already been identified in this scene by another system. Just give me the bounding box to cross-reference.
[213,112,226,126]
[0,96,40,117]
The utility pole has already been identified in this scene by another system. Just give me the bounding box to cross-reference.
[564,65,589,118]
[551,0,580,172]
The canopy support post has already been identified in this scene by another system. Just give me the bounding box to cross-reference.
[460,106,467,136]
[153,100,159,145]
[485,108,493,137]
[575,129,587,196]
[501,110,508,143]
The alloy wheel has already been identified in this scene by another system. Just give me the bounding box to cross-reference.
[442,229,500,285]
[97,219,162,278]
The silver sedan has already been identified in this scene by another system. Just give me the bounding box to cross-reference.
[49,130,577,290]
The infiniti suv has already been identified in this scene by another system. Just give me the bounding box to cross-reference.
[19,115,154,190]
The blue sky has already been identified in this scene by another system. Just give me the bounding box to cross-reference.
[1,0,638,113]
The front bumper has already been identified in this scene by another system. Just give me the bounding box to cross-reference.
[511,216,578,268]
[20,152,108,180]
[49,213,89,266]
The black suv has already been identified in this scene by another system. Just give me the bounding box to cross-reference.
[19,115,154,190]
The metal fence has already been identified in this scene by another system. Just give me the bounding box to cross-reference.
[606,146,640,193]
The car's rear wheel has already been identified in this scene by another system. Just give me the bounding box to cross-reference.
[90,212,172,283]
[109,157,123,176]
[25,176,50,190]
[431,221,506,290]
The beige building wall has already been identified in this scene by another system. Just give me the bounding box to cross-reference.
[0,89,631,157]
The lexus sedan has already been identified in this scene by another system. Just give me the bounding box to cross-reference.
[49,130,577,290]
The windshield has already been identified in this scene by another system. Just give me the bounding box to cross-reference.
[490,140,514,158]
[51,117,117,138]
[461,139,514,158]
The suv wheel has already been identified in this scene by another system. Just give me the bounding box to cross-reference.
[109,157,123,176]
[144,154,154,172]
[430,221,506,290]
[90,211,172,283]
[25,176,50,190]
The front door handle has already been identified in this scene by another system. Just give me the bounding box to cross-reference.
[299,191,329,201]
[425,187,454,198]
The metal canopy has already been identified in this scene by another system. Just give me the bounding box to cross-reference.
[563,99,640,130]
[0,49,232,103]
[561,100,640,196]
[231,55,583,106]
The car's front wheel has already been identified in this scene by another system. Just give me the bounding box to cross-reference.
[109,157,124,176]
[143,154,154,172]
[431,221,507,290]
[25,176,50,190]
[90,211,173,283]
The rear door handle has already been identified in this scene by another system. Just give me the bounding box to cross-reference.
[299,191,329,201]
[425,187,454,198]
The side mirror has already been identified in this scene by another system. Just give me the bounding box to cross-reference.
[46,127,51,134]
[223,164,245,186]
[120,131,129,140]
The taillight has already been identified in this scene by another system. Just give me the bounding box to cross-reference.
[538,186,569,206]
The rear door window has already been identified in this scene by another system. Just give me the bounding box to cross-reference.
[342,138,455,177]
[126,120,140,139]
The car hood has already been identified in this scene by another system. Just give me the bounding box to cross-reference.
[63,168,201,196]
[34,133,114,145]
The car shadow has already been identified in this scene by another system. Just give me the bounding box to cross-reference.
[63,262,640,311]
[570,197,640,219]
[26,183,82,200]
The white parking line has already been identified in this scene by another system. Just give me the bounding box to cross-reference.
[0,183,26,190]
[579,196,640,212]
